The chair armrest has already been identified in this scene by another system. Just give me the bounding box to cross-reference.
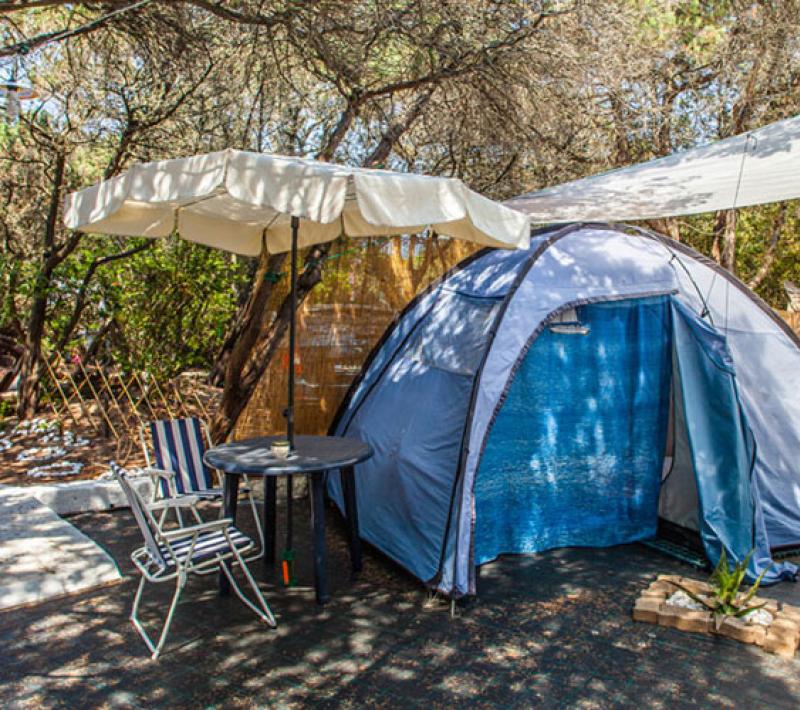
[160,517,234,540]
[148,495,201,511]
[144,467,176,480]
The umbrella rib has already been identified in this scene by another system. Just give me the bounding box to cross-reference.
[172,189,227,231]
[173,190,286,246]
[174,188,227,212]
[260,212,282,253]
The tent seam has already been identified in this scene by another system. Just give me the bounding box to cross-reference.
[436,222,585,595]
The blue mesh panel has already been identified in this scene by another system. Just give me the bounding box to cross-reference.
[474,296,672,565]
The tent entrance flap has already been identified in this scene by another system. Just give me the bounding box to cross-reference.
[669,300,795,583]
[473,296,672,565]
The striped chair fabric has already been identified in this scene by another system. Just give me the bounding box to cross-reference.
[158,526,251,567]
[150,418,217,497]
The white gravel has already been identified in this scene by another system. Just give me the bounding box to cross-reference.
[7,419,92,476]
[666,590,707,611]
[27,461,86,478]
[667,590,774,626]
[741,607,774,626]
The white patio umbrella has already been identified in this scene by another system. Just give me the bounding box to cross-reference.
[64,149,530,447]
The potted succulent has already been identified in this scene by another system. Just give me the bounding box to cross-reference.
[676,549,770,631]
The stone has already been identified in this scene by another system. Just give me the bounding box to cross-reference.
[749,596,779,614]
[656,574,682,583]
[0,489,122,610]
[657,607,712,634]
[640,586,668,601]
[633,598,662,624]
[3,476,154,515]
[677,577,710,596]
[716,617,768,645]
[769,617,800,643]
[778,603,800,624]
[764,623,800,659]
[656,606,682,629]
[648,580,677,596]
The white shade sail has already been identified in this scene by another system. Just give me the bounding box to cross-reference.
[506,114,800,222]
[64,149,530,255]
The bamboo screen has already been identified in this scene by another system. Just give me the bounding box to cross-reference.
[779,310,800,334]
[234,235,479,439]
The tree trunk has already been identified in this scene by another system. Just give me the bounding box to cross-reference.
[16,300,47,418]
[209,251,286,387]
[210,242,329,441]
[209,90,435,442]
[17,152,67,419]
[747,204,788,290]
[711,209,737,274]
[647,217,681,242]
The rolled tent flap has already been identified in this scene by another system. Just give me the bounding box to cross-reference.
[63,149,531,253]
[671,299,796,584]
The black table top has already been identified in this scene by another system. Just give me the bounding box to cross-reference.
[204,434,372,475]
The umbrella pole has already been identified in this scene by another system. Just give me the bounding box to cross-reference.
[287,216,299,450]
[282,216,299,587]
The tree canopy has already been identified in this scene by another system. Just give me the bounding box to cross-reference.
[1,0,799,428]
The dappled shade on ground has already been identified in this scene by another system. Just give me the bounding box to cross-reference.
[2,501,799,708]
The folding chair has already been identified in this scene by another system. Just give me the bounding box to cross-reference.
[113,465,276,660]
[140,417,263,555]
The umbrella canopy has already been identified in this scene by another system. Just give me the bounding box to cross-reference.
[64,149,530,252]
[506,113,800,223]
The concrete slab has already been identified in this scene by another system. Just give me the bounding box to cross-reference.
[0,487,122,610]
[14,475,154,515]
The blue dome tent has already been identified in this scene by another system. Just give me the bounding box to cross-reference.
[328,223,800,597]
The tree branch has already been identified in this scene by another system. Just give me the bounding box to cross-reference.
[55,241,153,352]
[0,1,153,58]
[748,204,788,291]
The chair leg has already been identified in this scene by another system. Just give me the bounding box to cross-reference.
[130,572,187,661]
[244,490,265,562]
[219,549,277,627]
[156,506,169,531]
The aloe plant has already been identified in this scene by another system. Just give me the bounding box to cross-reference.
[675,549,770,630]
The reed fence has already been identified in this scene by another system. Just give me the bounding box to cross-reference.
[778,310,800,336]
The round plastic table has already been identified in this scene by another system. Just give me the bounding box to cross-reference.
[204,434,372,605]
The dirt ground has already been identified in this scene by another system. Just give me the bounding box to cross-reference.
[0,414,146,486]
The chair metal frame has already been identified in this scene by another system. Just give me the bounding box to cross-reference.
[113,467,276,660]
[139,418,264,558]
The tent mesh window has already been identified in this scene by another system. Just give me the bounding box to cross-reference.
[474,296,673,565]
[408,289,502,376]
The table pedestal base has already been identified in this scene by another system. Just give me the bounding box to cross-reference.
[223,467,362,605]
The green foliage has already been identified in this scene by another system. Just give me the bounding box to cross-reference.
[74,237,249,378]
[675,204,800,308]
[708,549,768,617]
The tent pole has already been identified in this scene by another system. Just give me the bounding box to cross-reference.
[287,216,299,450]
